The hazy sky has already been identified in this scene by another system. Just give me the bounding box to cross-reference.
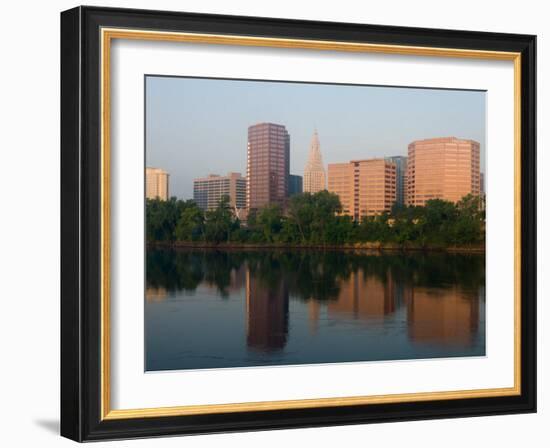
[146,76,486,200]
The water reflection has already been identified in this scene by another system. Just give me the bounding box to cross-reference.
[407,287,480,346]
[246,271,289,351]
[145,249,485,370]
[326,270,400,320]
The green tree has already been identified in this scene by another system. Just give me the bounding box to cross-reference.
[310,190,342,244]
[146,197,185,242]
[423,199,458,245]
[204,195,234,243]
[287,193,315,242]
[257,204,283,243]
[286,191,342,244]
[175,203,204,241]
[452,194,485,245]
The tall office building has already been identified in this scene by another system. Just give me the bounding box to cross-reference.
[145,167,169,201]
[247,123,290,210]
[406,137,480,206]
[386,156,408,205]
[193,172,247,213]
[328,158,396,220]
[288,174,303,196]
[303,130,326,193]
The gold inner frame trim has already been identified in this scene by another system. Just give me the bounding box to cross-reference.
[100,27,522,421]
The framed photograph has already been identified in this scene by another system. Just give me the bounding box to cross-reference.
[61,6,536,441]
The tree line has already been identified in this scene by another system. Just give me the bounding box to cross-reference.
[146,190,485,247]
[147,249,485,299]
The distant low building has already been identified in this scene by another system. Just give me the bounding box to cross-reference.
[328,158,396,220]
[193,172,247,215]
[288,174,303,196]
[146,167,169,201]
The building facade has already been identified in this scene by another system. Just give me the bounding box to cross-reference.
[328,158,396,220]
[386,155,408,205]
[406,137,480,206]
[193,172,247,213]
[303,130,326,193]
[145,167,169,201]
[288,174,303,196]
[247,123,290,210]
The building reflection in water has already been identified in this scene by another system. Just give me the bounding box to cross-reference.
[245,269,289,352]
[327,269,399,320]
[145,286,168,303]
[306,268,479,349]
[406,286,480,347]
[146,249,483,360]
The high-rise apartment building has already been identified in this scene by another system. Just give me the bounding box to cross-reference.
[145,167,169,201]
[328,158,396,220]
[386,156,408,205]
[193,172,247,213]
[406,137,480,206]
[288,174,303,196]
[247,123,290,210]
[303,130,326,193]
[480,172,485,195]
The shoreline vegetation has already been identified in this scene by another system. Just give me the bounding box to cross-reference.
[148,241,485,254]
[146,190,485,253]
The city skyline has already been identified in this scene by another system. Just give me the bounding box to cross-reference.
[146,76,486,200]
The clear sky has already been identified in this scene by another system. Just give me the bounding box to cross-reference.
[146,76,486,200]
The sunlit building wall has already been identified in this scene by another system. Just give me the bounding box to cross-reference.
[145,167,169,200]
[327,162,354,215]
[406,137,481,206]
[247,123,290,210]
[328,158,397,220]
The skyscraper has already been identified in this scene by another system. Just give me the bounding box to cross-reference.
[145,167,169,200]
[406,137,480,206]
[288,174,303,196]
[246,123,290,210]
[386,156,408,205]
[328,158,396,220]
[193,172,247,214]
[303,130,326,193]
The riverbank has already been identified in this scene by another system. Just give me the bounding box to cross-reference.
[147,241,485,254]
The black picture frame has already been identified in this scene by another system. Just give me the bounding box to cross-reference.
[61,5,536,442]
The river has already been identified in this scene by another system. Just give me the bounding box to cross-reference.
[145,248,485,371]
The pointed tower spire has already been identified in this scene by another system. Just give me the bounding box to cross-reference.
[303,129,326,193]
